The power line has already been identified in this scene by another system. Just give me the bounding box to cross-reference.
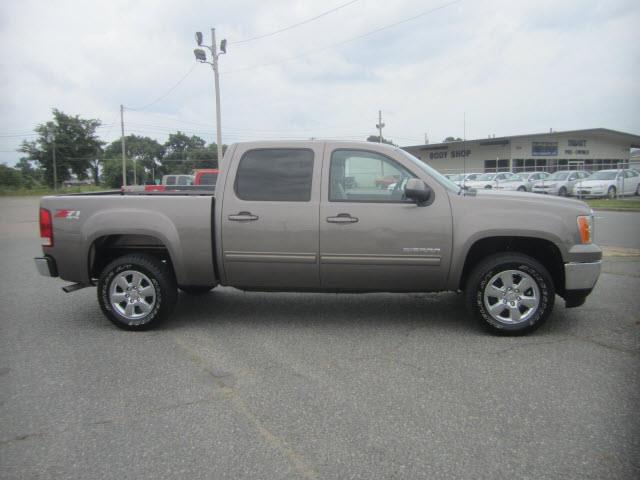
[230,0,359,45]
[125,63,197,111]
[223,0,464,75]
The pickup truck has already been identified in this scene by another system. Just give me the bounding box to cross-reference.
[34,140,602,335]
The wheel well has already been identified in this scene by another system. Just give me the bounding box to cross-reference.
[89,234,175,280]
[459,236,565,295]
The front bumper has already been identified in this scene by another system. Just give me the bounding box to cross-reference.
[565,261,601,291]
[35,256,58,277]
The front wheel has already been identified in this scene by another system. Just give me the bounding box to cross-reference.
[607,186,616,199]
[98,254,177,330]
[517,186,527,192]
[465,253,555,335]
[558,186,568,197]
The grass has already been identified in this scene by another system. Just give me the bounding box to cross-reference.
[584,198,640,211]
[0,185,109,196]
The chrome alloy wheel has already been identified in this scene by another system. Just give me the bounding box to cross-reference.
[483,269,540,325]
[109,270,156,321]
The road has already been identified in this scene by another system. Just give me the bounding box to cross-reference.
[1,197,639,479]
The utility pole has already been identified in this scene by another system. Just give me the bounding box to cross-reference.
[120,104,127,186]
[46,130,57,191]
[211,28,223,163]
[376,110,385,143]
[194,29,227,164]
[52,137,57,191]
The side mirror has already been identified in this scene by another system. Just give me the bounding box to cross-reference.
[404,178,433,206]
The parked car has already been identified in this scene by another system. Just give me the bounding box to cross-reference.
[35,140,601,336]
[465,172,529,191]
[531,170,590,196]
[575,169,640,198]
[447,172,483,187]
[194,168,219,186]
[518,172,550,191]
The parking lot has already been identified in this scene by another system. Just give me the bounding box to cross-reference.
[1,196,639,479]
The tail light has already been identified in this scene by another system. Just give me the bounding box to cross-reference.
[39,207,53,247]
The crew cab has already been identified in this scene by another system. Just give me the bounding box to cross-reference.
[34,140,602,335]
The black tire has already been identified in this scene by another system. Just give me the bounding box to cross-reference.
[179,285,214,294]
[607,186,616,199]
[98,254,177,331]
[465,253,555,335]
[517,186,527,192]
[636,184,640,196]
[558,186,568,197]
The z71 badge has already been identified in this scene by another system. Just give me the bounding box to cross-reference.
[54,209,80,220]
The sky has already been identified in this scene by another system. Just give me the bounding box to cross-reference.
[1,0,639,166]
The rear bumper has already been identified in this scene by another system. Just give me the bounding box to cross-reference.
[35,256,58,277]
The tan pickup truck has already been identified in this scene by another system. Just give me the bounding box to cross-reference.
[35,140,601,335]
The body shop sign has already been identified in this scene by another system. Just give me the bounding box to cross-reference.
[429,149,471,160]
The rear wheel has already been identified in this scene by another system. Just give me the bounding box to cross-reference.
[636,184,640,196]
[465,253,555,335]
[98,254,177,330]
[517,186,527,192]
[607,186,616,199]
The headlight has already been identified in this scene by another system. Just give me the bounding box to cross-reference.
[577,213,594,244]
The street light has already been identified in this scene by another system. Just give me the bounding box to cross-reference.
[194,29,227,164]
[45,130,58,191]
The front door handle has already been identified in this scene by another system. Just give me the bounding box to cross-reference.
[326,213,358,224]
[228,211,259,222]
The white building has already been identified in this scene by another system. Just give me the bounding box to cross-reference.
[402,128,640,175]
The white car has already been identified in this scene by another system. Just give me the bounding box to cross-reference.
[465,172,529,192]
[574,169,640,198]
[531,170,590,197]
[447,172,483,187]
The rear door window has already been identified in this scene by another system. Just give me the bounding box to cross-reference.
[235,149,314,202]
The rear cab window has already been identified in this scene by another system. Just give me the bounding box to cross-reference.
[235,148,314,202]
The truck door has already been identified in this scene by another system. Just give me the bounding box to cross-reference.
[221,144,322,289]
[319,146,453,292]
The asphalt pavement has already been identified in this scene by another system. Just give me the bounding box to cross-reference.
[1,197,639,479]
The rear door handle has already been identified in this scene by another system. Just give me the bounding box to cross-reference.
[326,213,358,224]
[228,211,259,222]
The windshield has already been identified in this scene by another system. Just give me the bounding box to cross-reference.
[547,171,570,181]
[587,171,618,180]
[398,149,460,193]
[477,173,496,181]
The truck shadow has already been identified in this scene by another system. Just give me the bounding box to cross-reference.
[164,287,480,333]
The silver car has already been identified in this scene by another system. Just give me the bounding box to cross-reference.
[518,172,550,192]
[531,170,590,197]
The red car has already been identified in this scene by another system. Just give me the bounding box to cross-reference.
[194,169,219,186]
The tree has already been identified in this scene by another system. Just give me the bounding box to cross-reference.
[443,136,463,142]
[18,109,104,187]
[101,157,145,188]
[366,135,396,146]
[15,158,44,188]
[104,135,165,184]
[0,164,23,188]
[162,131,218,174]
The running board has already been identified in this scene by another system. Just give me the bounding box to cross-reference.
[62,283,90,293]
